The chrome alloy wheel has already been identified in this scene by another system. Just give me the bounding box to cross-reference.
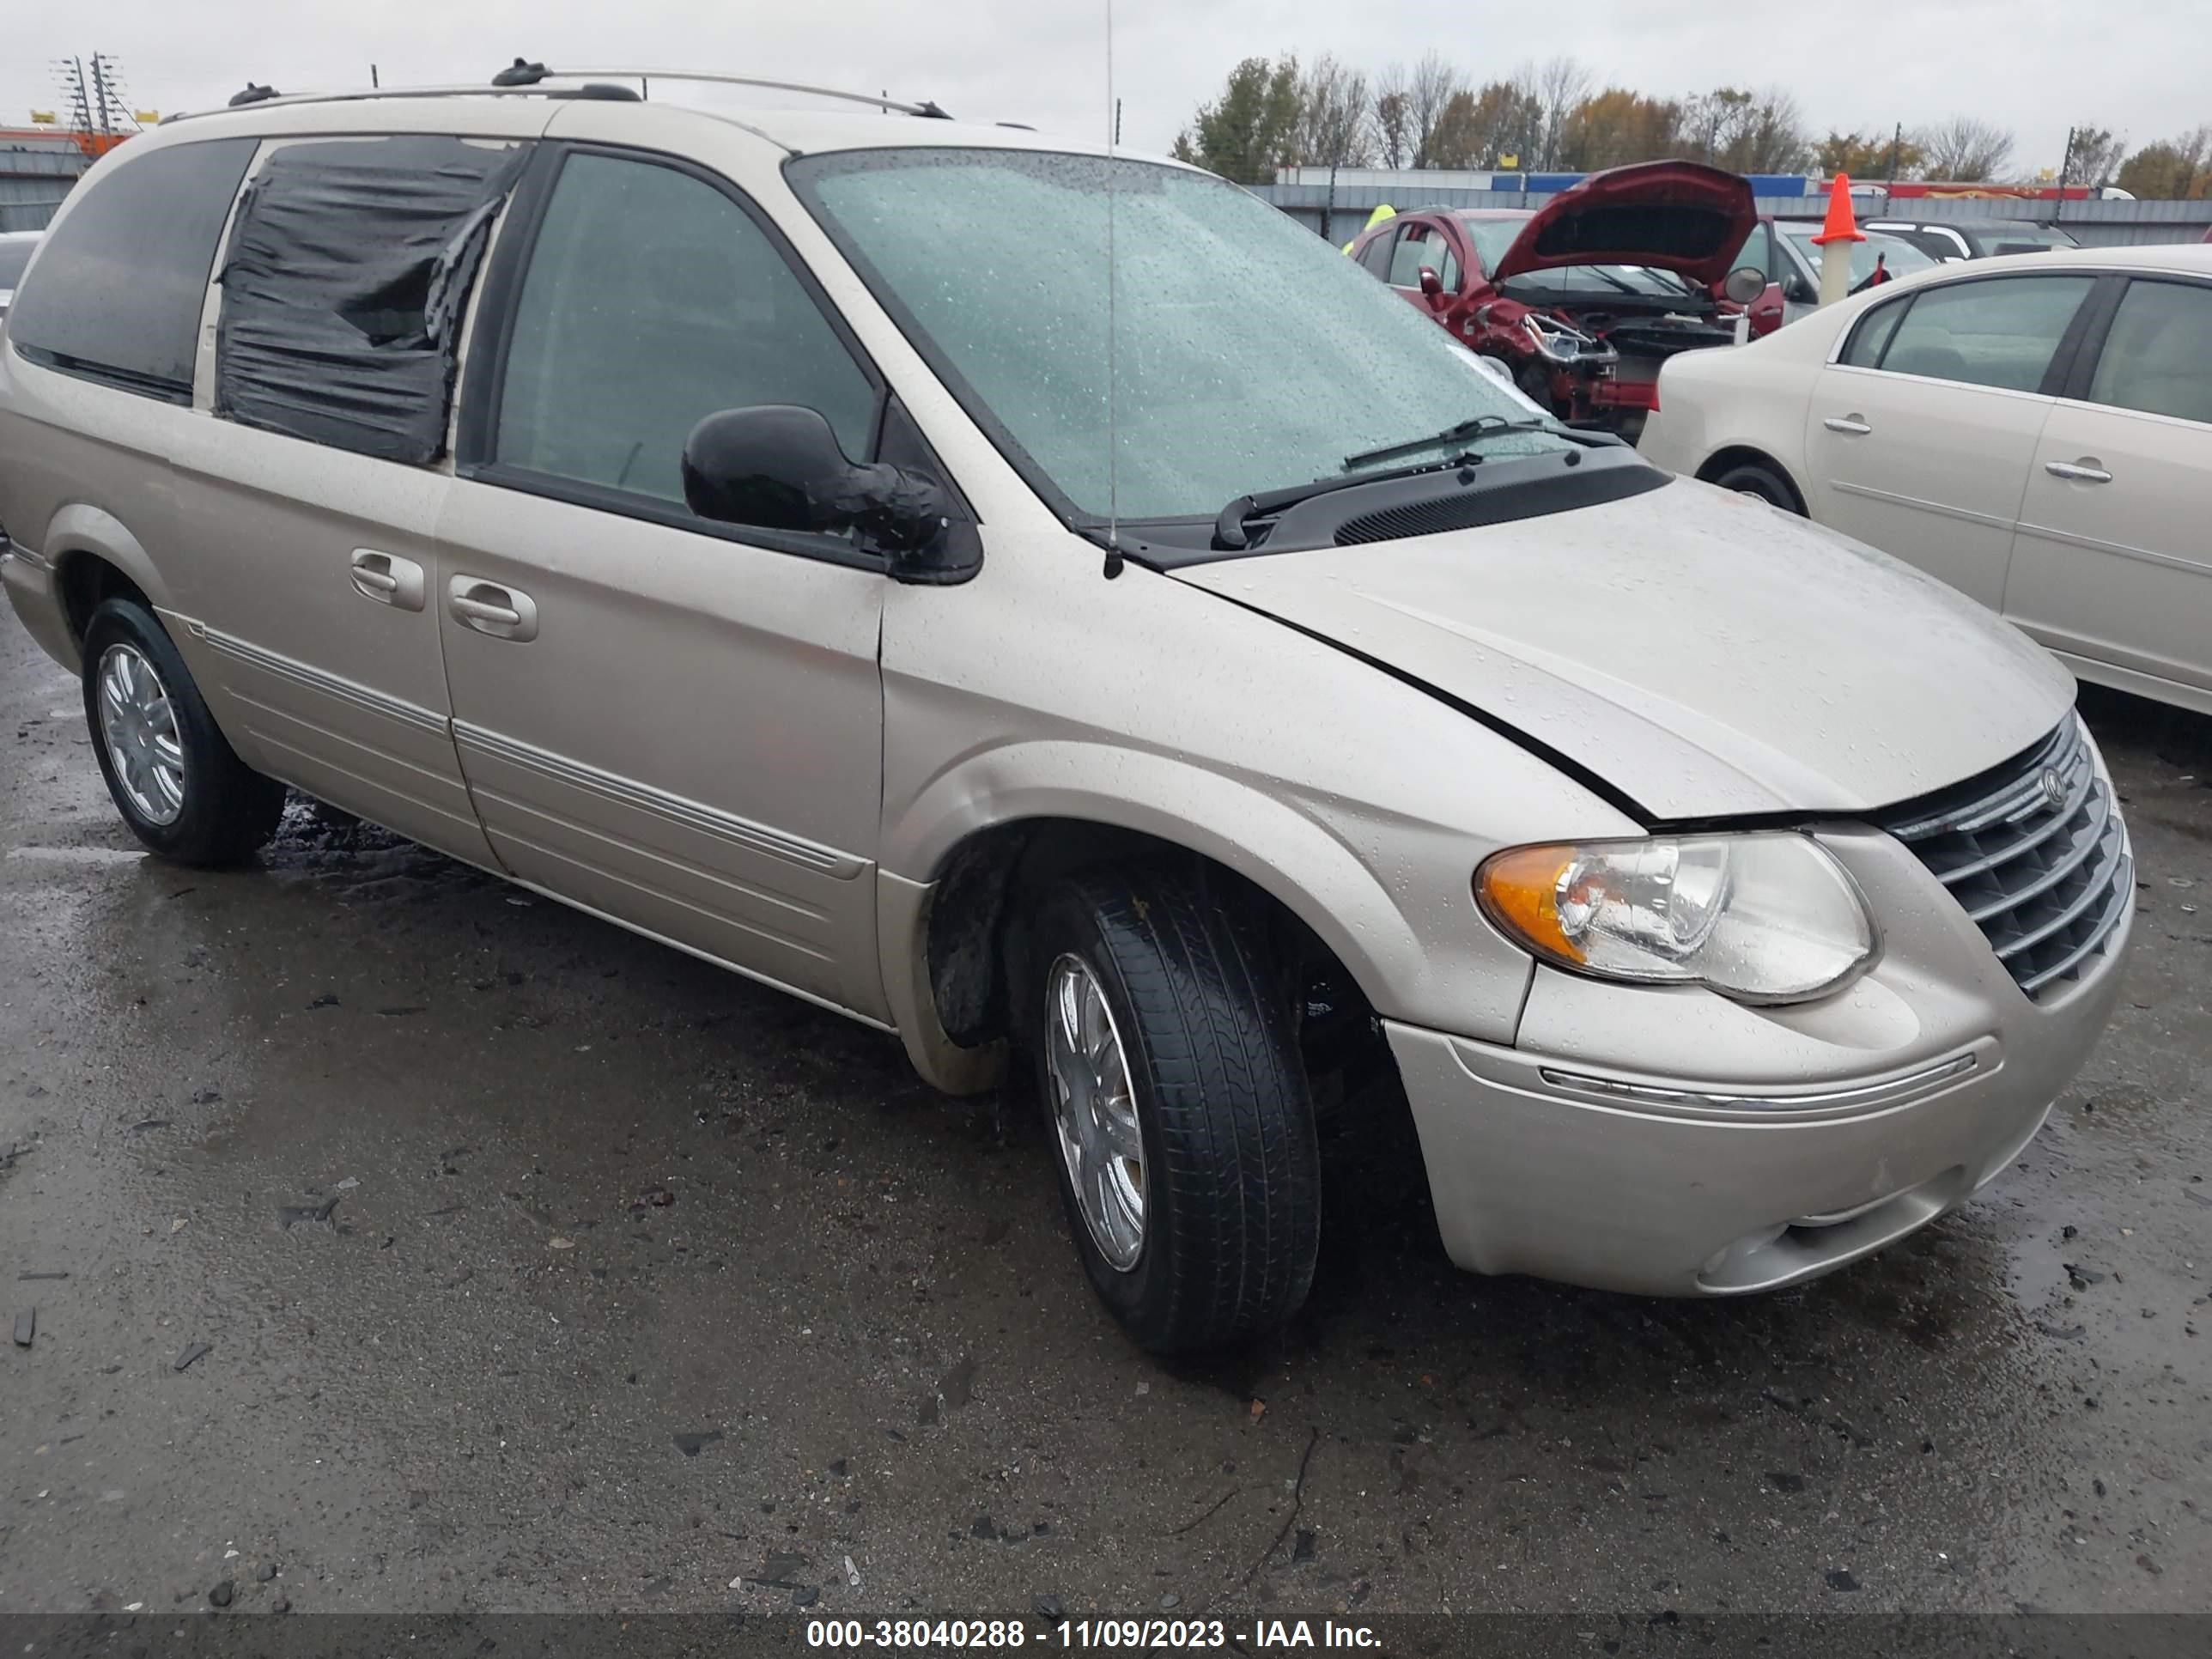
[1044,953,1146,1272]
[94,643,185,826]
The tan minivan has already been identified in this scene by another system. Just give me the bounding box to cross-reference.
[0,75,2132,1350]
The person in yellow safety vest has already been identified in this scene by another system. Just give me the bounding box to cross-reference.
[1341,203,1395,255]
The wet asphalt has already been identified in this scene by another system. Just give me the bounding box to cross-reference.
[0,618,2207,1620]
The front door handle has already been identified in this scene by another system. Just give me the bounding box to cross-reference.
[2044,458,2112,484]
[447,576,538,641]
[1823,415,1873,434]
[351,548,425,611]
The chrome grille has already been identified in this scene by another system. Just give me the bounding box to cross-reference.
[1877,718,2131,1000]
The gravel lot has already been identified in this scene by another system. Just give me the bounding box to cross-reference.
[1,619,2206,1618]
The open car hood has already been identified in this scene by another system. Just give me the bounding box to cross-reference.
[1171,477,2075,821]
[1488,161,1758,287]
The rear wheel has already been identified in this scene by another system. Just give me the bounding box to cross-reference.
[1027,867,1321,1352]
[1711,460,1802,512]
[82,597,287,866]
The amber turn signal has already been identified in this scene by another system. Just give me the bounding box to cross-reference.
[1474,844,1583,964]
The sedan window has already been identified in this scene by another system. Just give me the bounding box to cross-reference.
[1875,274,2095,392]
[2086,280,2212,425]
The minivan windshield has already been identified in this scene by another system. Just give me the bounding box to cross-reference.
[788,149,1573,525]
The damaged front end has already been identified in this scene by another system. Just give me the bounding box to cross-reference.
[1474,159,1758,439]
[1475,291,1734,440]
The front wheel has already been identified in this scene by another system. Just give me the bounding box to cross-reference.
[82,597,287,866]
[1028,868,1321,1352]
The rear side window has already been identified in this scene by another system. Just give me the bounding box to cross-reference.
[1840,295,1909,367]
[7,137,255,400]
[1873,275,2094,392]
[1357,229,1396,278]
[216,136,527,465]
[2086,280,2212,425]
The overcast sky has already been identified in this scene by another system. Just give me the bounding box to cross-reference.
[9,0,2208,178]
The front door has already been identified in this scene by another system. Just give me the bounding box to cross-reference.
[437,143,891,1022]
[1802,271,2095,611]
[2009,275,2212,706]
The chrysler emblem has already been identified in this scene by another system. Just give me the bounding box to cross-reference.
[2039,767,2069,813]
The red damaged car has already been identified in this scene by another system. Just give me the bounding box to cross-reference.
[1349,161,1766,438]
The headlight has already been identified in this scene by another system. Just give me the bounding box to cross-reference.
[1475,833,1875,1003]
[1522,314,1607,364]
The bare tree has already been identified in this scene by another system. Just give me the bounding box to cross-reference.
[1371,62,1412,169]
[1296,54,1373,170]
[1680,86,1810,173]
[1406,50,1468,169]
[2063,125,2128,190]
[1529,55,1594,170]
[1918,116,2015,181]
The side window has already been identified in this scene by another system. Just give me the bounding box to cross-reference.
[2086,280,2212,425]
[1357,228,1396,278]
[493,152,877,508]
[1875,275,2094,392]
[1840,295,1911,368]
[1435,242,1462,293]
[216,136,526,463]
[1730,223,1774,282]
[1386,224,1435,288]
[8,137,255,399]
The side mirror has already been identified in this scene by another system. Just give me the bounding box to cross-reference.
[1418,265,1445,301]
[1721,264,1767,306]
[1784,273,1818,305]
[682,405,971,580]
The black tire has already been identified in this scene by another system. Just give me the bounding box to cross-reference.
[1711,460,1802,512]
[81,596,287,866]
[1027,867,1321,1352]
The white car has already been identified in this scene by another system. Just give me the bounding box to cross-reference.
[1642,245,2212,717]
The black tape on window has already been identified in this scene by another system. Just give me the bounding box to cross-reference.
[215,136,527,465]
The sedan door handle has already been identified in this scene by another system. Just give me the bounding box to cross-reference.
[350,548,425,611]
[447,576,538,641]
[2044,459,2112,484]
[1823,415,1873,434]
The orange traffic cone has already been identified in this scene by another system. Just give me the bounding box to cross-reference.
[1811,173,1866,246]
[1810,173,1866,307]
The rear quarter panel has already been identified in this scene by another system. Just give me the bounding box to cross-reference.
[1639,323,1830,491]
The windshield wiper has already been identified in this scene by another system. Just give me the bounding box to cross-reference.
[1212,455,1468,550]
[1341,414,1555,471]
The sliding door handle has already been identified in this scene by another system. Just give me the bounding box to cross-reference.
[350,548,425,611]
[447,576,538,641]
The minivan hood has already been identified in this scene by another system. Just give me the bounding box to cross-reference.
[1488,161,1759,287]
[1173,477,2075,820]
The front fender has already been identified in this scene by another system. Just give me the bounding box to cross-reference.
[880,738,1537,1048]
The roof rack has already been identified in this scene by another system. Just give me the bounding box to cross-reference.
[170,62,952,125]
[494,60,951,118]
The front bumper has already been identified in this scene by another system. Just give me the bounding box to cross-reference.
[1390,823,2132,1297]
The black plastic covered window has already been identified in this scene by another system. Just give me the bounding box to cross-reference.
[215,136,526,464]
[7,137,257,400]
